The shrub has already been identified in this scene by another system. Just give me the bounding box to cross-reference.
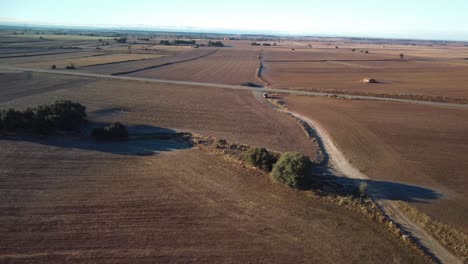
[65,63,76,69]
[208,41,224,47]
[272,152,311,188]
[359,182,368,198]
[92,122,129,141]
[241,82,263,88]
[244,147,277,171]
[115,37,127,43]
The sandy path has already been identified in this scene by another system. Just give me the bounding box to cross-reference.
[286,111,462,264]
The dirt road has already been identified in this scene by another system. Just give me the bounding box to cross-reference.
[1,66,467,109]
[285,111,462,264]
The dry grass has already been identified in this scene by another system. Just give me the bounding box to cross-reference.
[398,201,468,262]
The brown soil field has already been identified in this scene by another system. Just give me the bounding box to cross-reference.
[81,48,216,75]
[0,51,104,65]
[283,95,468,232]
[0,140,428,263]
[263,47,468,101]
[0,71,94,103]
[0,72,317,159]
[128,48,260,85]
[16,53,165,69]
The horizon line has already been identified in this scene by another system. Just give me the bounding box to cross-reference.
[1,22,467,43]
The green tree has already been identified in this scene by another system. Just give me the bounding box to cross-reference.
[272,152,311,188]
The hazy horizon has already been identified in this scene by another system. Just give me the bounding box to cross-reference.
[1,0,468,41]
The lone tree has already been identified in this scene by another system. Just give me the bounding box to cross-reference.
[400,53,405,60]
[272,152,311,188]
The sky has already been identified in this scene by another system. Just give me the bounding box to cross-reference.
[1,0,468,41]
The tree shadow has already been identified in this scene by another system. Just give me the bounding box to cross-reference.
[0,122,193,156]
[306,165,442,203]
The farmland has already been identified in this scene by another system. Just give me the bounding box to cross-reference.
[16,53,165,69]
[0,28,467,263]
[127,48,261,85]
[262,46,468,102]
[283,95,468,232]
[0,72,318,158]
[0,140,427,263]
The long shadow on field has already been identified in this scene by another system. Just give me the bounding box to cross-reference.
[1,123,192,156]
[309,166,442,203]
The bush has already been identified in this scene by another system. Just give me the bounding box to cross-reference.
[244,147,277,171]
[272,152,311,188]
[65,63,76,69]
[115,37,127,43]
[92,122,129,141]
[241,82,263,88]
[359,182,368,198]
[208,41,224,47]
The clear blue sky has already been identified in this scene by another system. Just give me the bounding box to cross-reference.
[1,0,468,40]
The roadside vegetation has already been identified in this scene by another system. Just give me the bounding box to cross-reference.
[244,147,278,171]
[272,152,311,188]
[398,201,468,261]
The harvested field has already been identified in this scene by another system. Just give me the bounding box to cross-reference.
[81,48,217,75]
[0,51,102,65]
[0,140,427,263]
[283,95,468,232]
[128,48,260,85]
[0,71,93,103]
[0,72,318,159]
[16,53,165,69]
[263,47,468,101]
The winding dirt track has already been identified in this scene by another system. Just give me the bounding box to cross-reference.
[285,111,462,264]
[0,66,467,109]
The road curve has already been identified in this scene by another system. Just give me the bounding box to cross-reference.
[1,66,468,109]
[286,111,462,264]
